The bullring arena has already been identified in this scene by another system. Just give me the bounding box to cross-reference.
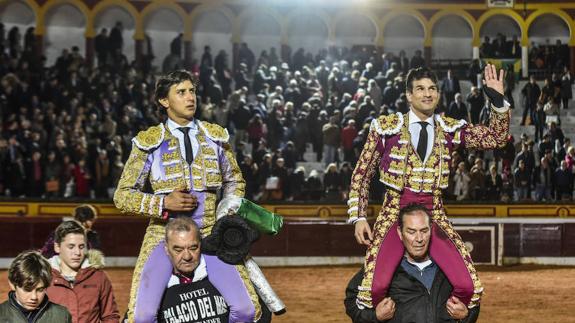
[3,0,575,322]
[1,202,575,322]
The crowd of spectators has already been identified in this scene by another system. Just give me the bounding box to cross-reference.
[1,23,574,203]
[480,33,522,59]
[529,39,570,72]
[480,33,569,75]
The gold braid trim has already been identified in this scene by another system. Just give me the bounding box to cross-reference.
[433,195,483,308]
[357,190,401,307]
[132,124,165,151]
[235,263,262,322]
[200,193,218,237]
[114,146,163,219]
[198,120,230,142]
[221,142,246,197]
[462,107,509,149]
[348,129,383,220]
[126,220,166,322]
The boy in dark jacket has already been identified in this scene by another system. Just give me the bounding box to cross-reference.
[0,250,71,323]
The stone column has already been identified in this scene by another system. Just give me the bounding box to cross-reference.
[135,38,143,68]
[521,46,528,78]
[85,36,95,68]
[473,46,480,60]
[232,42,239,72]
[424,46,432,68]
[184,39,192,69]
[281,44,291,65]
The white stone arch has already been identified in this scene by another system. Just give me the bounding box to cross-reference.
[238,10,282,65]
[0,0,36,52]
[191,9,233,64]
[93,5,136,62]
[286,11,329,58]
[527,13,571,47]
[43,3,86,65]
[383,14,425,57]
[479,14,522,45]
[333,12,377,48]
[143,7,184,70]
[431,15,473,59]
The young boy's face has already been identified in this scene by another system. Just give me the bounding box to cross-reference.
[9,281,47,311]
[54,233,86,272]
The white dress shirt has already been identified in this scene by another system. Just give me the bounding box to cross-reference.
[167,255,207,287]
[166,118,200,163]
[408,110,435,163]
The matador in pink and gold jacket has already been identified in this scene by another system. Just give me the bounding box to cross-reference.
[347,105,509,310]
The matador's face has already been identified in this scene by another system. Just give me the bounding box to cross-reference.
[406,78,439,120]
[160,80,197,125]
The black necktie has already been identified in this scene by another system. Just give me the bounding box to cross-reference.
[417,122,428,161]
[178,127,193,164]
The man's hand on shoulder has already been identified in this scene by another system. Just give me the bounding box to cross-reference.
[164,189,198,212]
[446,296,468,320]
[354,220,373,245]
[375,297,395,321]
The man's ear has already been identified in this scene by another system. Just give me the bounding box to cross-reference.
[406,91,412,103]
[397,226,403,241]
[54,242,60,254]
[8,281,15,291]
[158,98,169,109]
[164,242,169,255]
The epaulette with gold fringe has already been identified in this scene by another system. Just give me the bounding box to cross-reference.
[435,115,467,133]
[370,113,404,136]
[198,121,230,143]
[132,124,165,151]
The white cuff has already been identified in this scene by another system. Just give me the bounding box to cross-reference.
[348,217,367,225]
[491,100,510,113]
[158,196,164,217]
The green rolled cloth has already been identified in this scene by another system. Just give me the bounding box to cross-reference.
[216,197,283,235]
[237,199,283,235]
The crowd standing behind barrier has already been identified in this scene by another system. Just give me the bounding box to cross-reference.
[0,24,573,203]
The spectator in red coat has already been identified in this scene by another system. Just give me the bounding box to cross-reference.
[72,159,91,197]
[341,119,358,163]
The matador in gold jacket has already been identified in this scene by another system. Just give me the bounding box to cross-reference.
[115,71,263,322]
[349,66,509,310]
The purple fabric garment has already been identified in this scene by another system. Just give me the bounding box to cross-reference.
[134,241,172,322]
[204,255,256,323]
[371,221,404,306]
[133,243,256,323]
[429,224,474,305]
[190,191,206,229]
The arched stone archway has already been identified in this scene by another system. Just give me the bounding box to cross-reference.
[480,14,522,40]
[94,6,136,62]
[527,13,571,72]
[43,3,86,65]
[143,8,184,70]
[334,13,377,48]
[383,14,425,58]
[0,0,36,53]
[191,9,233,64]
[528,13,570,47]
[431,15,473,59]
[286,12,329,58]
[238,11,282,66]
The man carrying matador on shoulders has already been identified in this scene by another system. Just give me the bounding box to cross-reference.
[348,64,509,310]
[114,70,284,322]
